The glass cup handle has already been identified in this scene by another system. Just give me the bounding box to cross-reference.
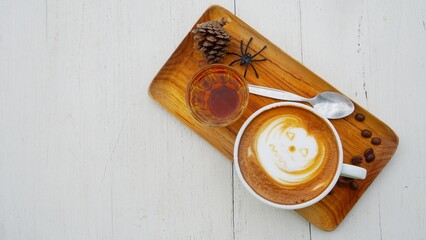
[341,164,367,179]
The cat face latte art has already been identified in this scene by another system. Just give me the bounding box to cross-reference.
[256,114,328,187]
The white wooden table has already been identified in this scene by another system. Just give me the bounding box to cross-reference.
[1,1,425,239]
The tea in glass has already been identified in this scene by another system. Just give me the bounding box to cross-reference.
[186,64,249,127]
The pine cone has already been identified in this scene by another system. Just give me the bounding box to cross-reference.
[192,18,232,64]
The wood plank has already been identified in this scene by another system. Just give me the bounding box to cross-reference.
[363,1,426,240]
[3,0,424,238]
[0,1,235,239]
[299,1,381,237]
[301,1,426,239]
[233,1,311,239]
[121,1,235,239]
[148,5,399,231]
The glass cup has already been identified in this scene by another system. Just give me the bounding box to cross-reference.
[186,64,249,127]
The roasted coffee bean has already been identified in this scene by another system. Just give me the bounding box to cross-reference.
[361,129,372,138]
[350,181,359,190]
[364,148,374,157]
[371,137,382,145]
[355,113,365,121]
[365,153,375,162]
[351,155,363,165]
[337,179,348,187]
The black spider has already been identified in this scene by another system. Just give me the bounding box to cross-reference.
[227,37,267,78]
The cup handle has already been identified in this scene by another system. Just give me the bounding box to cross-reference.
[341,164,367,179]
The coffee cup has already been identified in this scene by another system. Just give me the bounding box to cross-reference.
[234,102,366,209]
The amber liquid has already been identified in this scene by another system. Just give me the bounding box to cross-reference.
[187,65,248,126]
[207,76,240,119]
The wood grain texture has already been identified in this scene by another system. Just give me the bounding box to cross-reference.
[148,5,399,231]
[2,0,426,239]
[232,1,312,239]
[0,0,235,239]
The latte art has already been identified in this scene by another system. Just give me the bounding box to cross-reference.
[255,116,325,186]
[237,105,339,205]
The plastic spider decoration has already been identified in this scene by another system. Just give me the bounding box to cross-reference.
[227,37,267,78]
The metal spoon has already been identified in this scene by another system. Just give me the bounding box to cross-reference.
[248,84,355,119]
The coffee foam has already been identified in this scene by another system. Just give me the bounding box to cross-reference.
[237,105,340,206]
[255,116,325,186]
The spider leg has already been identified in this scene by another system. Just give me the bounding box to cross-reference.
[252,58,267,62]
[250,63,260,78]
[240,40,244,56]
[244,37,253,55]
[229,58,241,66]
[226,52,242,57]
[244,63,249,78]
[251,45,267,58]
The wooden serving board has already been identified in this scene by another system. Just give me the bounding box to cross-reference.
[148,5,398,231]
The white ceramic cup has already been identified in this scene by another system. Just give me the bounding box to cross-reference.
[234,102,367,210]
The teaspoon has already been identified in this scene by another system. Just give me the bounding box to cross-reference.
[248,84,355,119]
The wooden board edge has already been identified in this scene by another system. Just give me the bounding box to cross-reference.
[147,4,401,232]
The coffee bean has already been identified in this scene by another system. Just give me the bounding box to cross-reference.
[365,153,375,162]
[361,129,372,138]
[337,179,348,187]
[350,181,359,190]
[364,148,374,157]
[371,137,382,145]
[351,155,363,165]
[355,113,365,121]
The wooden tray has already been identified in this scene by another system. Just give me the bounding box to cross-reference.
[148,5,398,231]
